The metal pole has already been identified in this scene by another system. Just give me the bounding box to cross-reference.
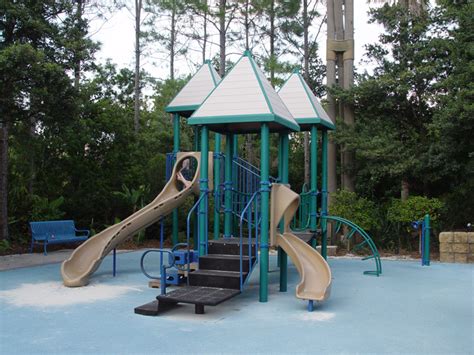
[224,134,233,238]
[214,133,221,239]
[193,126,200,250]
[310,125,318,249]
[172,113,180,246]
[199,126,209,256]
[321,130,328,260]
[260,123,270,302]
[423,214,431,266]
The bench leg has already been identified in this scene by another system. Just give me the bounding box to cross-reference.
[30,238,34,254]
[44,241,48,256]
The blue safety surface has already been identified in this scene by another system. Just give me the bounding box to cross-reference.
[0,251,472,354]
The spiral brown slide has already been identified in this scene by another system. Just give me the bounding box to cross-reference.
[270,183,331,302]
[61,152,212,287]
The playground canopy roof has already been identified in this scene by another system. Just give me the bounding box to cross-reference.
[188,51,300,133]
[278,70,335,131]
[166,60,221,118]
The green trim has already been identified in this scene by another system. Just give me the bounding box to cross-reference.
[189,113,300,132]
[207,60,220,86]
[248,55,274,115]
[298,75,335,129]
[165,104,200,113]
[189,113,274,125]
[296,117,336,130]
[274,114,300,132]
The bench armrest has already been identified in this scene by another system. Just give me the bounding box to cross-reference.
[75,229,90,238]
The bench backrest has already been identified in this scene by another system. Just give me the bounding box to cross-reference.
[30,220,76,236]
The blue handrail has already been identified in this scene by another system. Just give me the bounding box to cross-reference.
[187,192,209,259]
[239,190,260,290]
[140,243,190,295]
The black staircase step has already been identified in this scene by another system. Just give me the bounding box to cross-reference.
[208,238,257,256]
[189,269,245,290]
[157,286,240,306]
[199,254,256,272]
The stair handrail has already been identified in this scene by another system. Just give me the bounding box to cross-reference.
[239,190,260,291]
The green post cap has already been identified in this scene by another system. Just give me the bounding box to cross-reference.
[293,68,300,74]
[243,50,252,57]
[204,59,211,64]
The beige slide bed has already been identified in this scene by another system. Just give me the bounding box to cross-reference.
[270,184,332,302]
[61,152,211,287]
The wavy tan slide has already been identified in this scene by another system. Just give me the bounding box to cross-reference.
[270,184,331,302]
[61,152,212,287]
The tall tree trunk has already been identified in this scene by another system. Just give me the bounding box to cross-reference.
[303,0,310,186]
[74,0,84,89]
[327,0,338,204]
[244,0,250,50]
[170,1,176,80]
[202,3,208,63]
[342,0,355,192]
[269,0,275,86]
[219,0,226,76]
[0,122,8,241]
[133,0,142,134]
[401,179,410,201]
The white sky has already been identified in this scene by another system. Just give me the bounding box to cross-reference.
[89,2,384,84]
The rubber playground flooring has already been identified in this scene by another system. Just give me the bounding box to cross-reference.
[0,250,472,354]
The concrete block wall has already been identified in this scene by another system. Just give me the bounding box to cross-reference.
[439,232,474,263]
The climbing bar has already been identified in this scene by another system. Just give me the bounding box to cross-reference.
[321,215,382,276]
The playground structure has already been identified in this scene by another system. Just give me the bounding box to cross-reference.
[61,51,382,314]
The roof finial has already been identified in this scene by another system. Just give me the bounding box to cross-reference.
[293,67,300,74]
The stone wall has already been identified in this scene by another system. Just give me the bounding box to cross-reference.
[439,232,474,263]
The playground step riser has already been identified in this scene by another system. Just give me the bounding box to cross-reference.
[199,255,256,272]
[189,271,245,290]
[208,241,256,256]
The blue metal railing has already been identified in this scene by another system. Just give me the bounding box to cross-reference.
[140,243,188,295]
[239,190,261,290]
[186,192,209,259]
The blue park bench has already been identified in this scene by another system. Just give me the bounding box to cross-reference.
[29,220,90,255]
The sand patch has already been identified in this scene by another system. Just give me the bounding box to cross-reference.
[0,281,141,307]
[297,311,335,321]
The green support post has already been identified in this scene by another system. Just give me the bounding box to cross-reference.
[224,134,233,238]
[171,114,180,246]
[213,133,221,240]
[232,134,239,236]
[310,125,318,249]
[193,126,201,250]
[260,124,270,302]
[321,130,328,260]
[279,133,289,292]
[199,126,209,256]
[277,136,283,269]
[423,214,430,266]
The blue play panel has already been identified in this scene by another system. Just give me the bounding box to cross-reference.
[0,251,472,354]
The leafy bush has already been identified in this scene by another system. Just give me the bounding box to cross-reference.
[387,196,443,224]
[30,195,65,221]
[328,190,380,231]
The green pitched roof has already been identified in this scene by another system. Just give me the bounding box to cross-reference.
[188,51,300,133]
[278,69,335,131]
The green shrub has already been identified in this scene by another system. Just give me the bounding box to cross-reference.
[328,190,380,231]
[387,196,443,224]
[30,195,65,221]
